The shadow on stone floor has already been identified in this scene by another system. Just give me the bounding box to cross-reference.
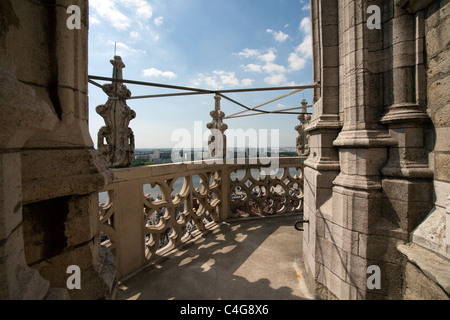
[117,214,316,300]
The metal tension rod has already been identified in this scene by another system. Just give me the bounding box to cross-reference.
[217,93,264,113]
[88,75,317,116]
[88,78,129,100]
[127,91,209,100]
[88,75,317,96]
[225,88,305,119]
[217,84,317,94]
[225,106,313,119]
[88,75,212,94]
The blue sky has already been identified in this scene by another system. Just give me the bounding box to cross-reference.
[88,0,313,149]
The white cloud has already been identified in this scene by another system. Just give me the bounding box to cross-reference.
[90,0,131,30]
[286,16,312,71]
[213,70,240,87]
[130,31,141,40]
[90,0,153,30]
[238,48,290,84]
[142,67,177,79]
[243,64,262,73]
[90,15,100,25]
[241,78,255,87]
[300,0,311,11]
[266,29,289,43]
[288,52,306,71]
[123,0,153,20]
[258,49,277,64]
[192,71,253,89]
[264,74,287,86]
[299,17,311,35]
[154,16,164,26]
[193,74,220,89]
[296,34,312,58]
[236,48,260,58]
[262,62,286,74]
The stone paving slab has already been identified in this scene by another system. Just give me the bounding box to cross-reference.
[118,215,315,300]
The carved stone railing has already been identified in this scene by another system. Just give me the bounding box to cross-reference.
[228,157,304,218]
[99,157,304,279]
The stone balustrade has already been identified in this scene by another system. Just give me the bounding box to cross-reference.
[98,157,305,279]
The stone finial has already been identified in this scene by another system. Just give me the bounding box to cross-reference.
[295,98,311,156]
[96,56,136,168]
[206,94,228,159]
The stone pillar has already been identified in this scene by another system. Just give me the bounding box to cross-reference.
[207,94,228,160]
[380,2,433,234]
[1,0,117,299]
[206,94,229,221]
[96,56,136,168]
[302,0,342,298]
[329,0,411,300]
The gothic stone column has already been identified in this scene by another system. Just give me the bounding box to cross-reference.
[302,0,343,299]
[380,1,433,237]
[330,0,403,300]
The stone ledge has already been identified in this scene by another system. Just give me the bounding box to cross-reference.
[397,242,450,295]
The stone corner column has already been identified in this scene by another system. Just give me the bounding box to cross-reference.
[302,0,343,298]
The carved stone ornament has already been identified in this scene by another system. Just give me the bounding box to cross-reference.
[96,56,136,168]
[295,98,311,156]
[207,94,228,159]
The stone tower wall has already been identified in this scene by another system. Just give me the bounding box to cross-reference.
[0,0,116,299]
[304,0,449,300]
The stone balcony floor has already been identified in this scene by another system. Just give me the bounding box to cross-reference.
[117,214,316,300]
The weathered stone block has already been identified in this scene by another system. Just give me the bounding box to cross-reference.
[317,236,349,281]
[435,153,450,181]
[428,49,450,83]
[384,197,432,232]
[399,242,450,295]
[411,207,447,258]
[433,104,450,126]
[429,76,450,107]
[345,252,368,291]
[348,192,383,233]
[324,220,359,255]
[433,180,450,209]
[365,235,405,265]
[317,264,358,300]
[403,262,449,300]
[426,0,450,29]
[0,224,50,300]
[331,187,349,228]
[382,179,432,202]
[426,16,450,59]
